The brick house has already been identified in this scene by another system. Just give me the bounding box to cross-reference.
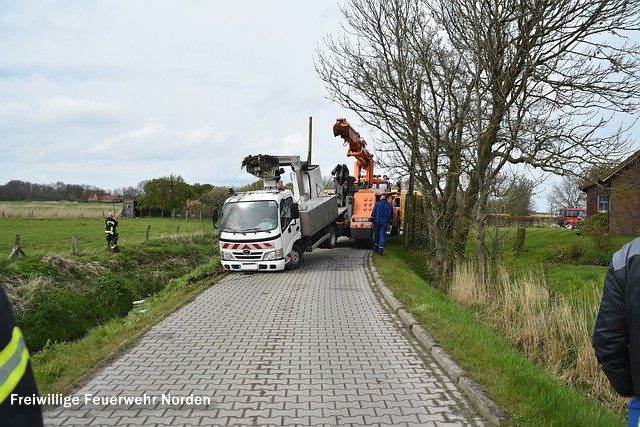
[580,149,640,235]
[88,193,122,203]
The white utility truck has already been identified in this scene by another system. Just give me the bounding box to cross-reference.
[218,154,341,271]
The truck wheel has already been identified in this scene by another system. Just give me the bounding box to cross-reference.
[320,227,337,249]
[287,244,304,270]
[390,224,400,236]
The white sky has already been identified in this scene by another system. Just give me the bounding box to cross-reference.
[1,1,637,212]
[0,1,360,192]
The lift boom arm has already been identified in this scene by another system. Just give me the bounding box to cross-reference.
[333,118,374,187]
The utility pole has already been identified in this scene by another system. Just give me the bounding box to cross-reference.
[307,116,313,165]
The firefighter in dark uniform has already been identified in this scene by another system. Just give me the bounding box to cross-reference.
[105,212,119,253]
[0,286,44,426]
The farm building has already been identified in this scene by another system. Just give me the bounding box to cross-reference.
[123,199,136,217]
[88,193,121,203]
[580,148,640,235]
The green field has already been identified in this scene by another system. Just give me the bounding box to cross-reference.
[0,201,119,219]
[467,226,633,294]
[0,217,216,257]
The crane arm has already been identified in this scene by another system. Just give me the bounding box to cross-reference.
[333,118,374,186]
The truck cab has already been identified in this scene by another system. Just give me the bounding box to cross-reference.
[219,189,302,271]
[559,207,586,229]
[218,154,339,272]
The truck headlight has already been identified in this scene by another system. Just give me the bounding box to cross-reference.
[263,249,283,261]
[221,251,234,261]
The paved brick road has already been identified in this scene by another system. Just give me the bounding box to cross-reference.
[43,245,487,426]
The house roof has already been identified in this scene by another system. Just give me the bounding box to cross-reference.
[579,147,640,191]
[89,193,121,202]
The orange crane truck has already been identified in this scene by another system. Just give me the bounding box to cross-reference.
[331,118,401,247]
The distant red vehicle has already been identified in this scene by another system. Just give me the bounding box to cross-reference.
[559,207,586,229]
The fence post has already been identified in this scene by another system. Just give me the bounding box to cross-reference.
[8,235,26,259]
[513,227,526,252]
[72,235,77,256]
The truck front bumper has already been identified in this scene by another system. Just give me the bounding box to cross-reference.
[221,259,286,272]
[351,227,373,241]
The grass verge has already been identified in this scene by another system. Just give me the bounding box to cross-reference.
[3,234,216,352]
[373,236,624,426]
[32,261,226,396]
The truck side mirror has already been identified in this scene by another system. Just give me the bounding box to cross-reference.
[212,208,219,228]
[291,203,300,219]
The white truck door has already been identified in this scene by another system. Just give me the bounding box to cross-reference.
[280,196,299,257]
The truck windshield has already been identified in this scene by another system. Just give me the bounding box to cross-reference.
[220,200,279,233]
[564,209,585,218]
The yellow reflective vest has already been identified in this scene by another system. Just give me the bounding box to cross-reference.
[0,326,29,404]
[0,286,43,426]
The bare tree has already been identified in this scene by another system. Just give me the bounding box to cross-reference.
[317,0,476,278]
[317,0,640,280]
[498,175,536,217]
[546,175,587,215]
[436,0,640,278]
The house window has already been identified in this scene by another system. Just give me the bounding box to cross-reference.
[597,194,610,213]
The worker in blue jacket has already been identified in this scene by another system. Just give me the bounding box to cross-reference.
[371,194,394,255]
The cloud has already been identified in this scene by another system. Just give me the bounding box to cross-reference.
[0,101,29,119]
[88,122,173,160]
[40,95,118,125]
[0,95,118,131]
[0,1,357,192]
[182,125,231,148]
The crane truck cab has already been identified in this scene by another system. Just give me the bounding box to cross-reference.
[218,154,340,272]
[558,207,586,229]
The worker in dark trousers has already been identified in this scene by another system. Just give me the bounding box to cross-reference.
[105,212,119,253]
[593,237,640,425]
[371,194,394,256]
[0,286,44,427]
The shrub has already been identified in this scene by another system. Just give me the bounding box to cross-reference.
[542,215,613,266]
[579,214,613,264]
[544,237,589,262]
[1,235,215,352]
[579,213,608,234]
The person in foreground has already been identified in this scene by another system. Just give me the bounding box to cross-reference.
[593,237,640,426]
[0,286,44,426]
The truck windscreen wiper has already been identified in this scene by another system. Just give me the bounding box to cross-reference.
[238,227,264,233]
